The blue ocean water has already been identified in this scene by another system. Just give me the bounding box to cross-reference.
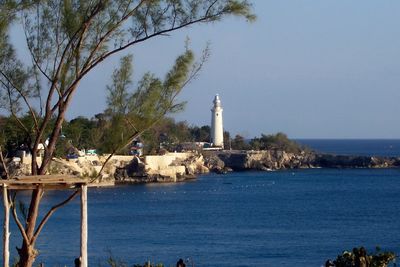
[2,140,400,266]
[296,139,400,157]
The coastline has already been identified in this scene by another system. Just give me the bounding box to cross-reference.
[3,148,400,185]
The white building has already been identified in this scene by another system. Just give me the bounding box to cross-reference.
[211,94,224,148]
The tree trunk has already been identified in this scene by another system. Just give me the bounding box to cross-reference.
[39,107,67,174]
[16,86,77,266]
[17,241,38,267]
[16,107,67,266]
[17,188,43,267]
[31,149,38,175]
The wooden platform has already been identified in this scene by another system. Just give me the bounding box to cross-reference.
[1,174,91,266]
[0,175,91,190]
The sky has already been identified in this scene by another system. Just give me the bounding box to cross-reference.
[10,1,400,139]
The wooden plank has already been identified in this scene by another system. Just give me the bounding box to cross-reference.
[0,180,87,185]
[0,182,100,190]
[12,177,85,182]
[0,182,79,186]
[0,178,89,185]
[14,174,77,180]
[80,185,88,267]
[3,174,86,184]
[1,184,84,190]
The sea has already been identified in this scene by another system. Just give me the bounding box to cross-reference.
[296,139,400,157]
[2,140,400,267]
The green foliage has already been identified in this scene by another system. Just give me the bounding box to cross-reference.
[1,112,308,156]
[231,134,250,150]
[53,135,70,157]
[1,0,255,167]
[0,114,202,155]
[107,55,133,115]
[0,114,35,154]
[0,1,255,266]
[0,1,39,117]
[189,125,210,143]
[100,47,199,154]
[106,255,128,267]
[332,246,396,267]
[223,130,230,149]
[63,116,98,149]
[249,132,302,153]
[0,0,30,37]
[102,254,165,267]
[0,1,255,157]
[224,0,257,22]
[145,119,194,153]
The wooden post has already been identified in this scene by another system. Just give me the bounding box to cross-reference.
[80,184,88,267]
[2,186,10,267]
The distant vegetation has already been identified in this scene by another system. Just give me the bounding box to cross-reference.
[0,114,305,156]
[0,1,256,265]
[103,246,397,267]
[233,132,304,153]
[329,246,396,267]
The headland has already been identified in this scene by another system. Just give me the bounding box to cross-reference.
[3,148,400,185]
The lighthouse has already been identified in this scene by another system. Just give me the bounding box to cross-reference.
[211,94,224,148]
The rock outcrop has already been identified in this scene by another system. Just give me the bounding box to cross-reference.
[114,152,208,184]
[313,154,400,168]
[2,152,207,184]
[203,150,400,171]
[204,150,316,171]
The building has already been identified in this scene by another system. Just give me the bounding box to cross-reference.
[211,94,224,148]
[129,139,144,156]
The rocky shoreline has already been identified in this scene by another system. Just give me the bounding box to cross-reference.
[204,150,400,172]
[2,150,400,184]
[85,150,400,183]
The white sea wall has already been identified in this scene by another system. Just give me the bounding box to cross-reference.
[147,165,187,182]
[142,152,192,181]
[6,152,207,183]
[144,152,194,170]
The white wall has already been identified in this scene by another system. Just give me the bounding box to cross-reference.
[144,152,193,170]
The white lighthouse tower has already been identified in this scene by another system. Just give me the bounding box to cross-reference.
[211,94,224,148]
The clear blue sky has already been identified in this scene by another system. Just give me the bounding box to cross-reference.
[16,1,400,139]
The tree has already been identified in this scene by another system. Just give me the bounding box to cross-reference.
[190,125,211,142]
[100,47,202,156]
[0,1,255,266]
[231,134,249,150]
[64,116,97,149]
[249,132,302,152]
[223,130,230,149]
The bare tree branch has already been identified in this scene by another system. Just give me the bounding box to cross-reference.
[31,4,107,171]
[54,7,223,113]
[0,146,10,180]
[25,187,44,239]
[80,1,148,75]
[2,82,30,135]
[11,195,29,245]
[32,190,79,243]
[0,70,39,132]
[22,16,53,84]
